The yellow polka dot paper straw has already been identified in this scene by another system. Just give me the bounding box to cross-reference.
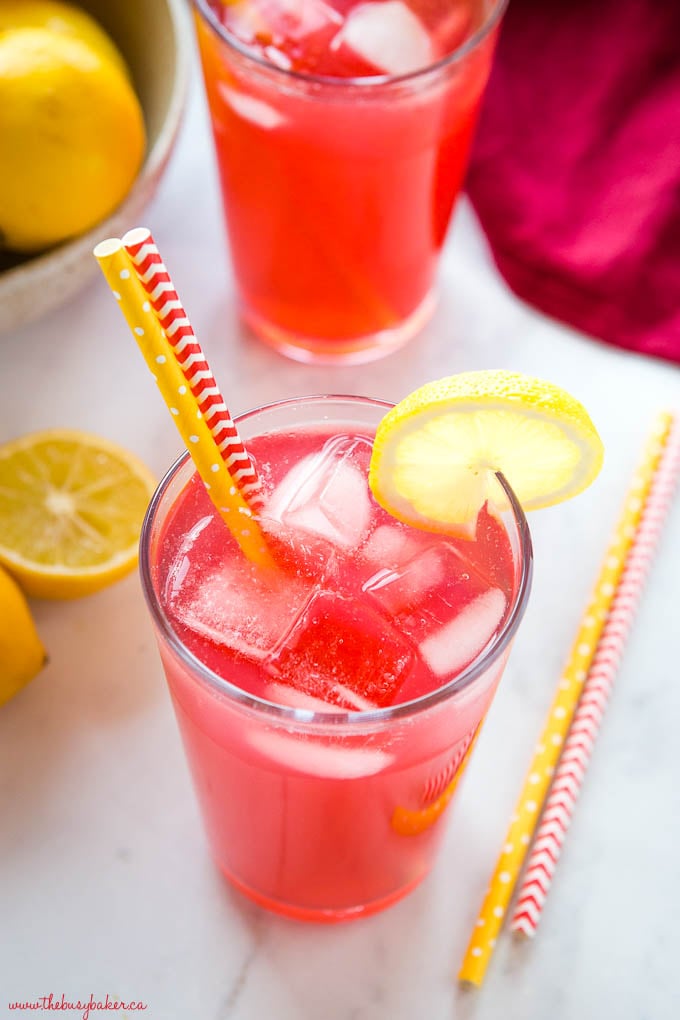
[94,237,274,569]
[458,411,674,987]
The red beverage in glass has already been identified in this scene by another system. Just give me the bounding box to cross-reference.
[193,0,506,363]
[141,396,532,921]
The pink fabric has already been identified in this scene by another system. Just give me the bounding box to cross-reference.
[465,0,680,364]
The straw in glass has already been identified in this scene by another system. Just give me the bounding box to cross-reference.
[511,414,680,937]
[93,237,274,569]
[457,410,674,987]
[121,226,264,512]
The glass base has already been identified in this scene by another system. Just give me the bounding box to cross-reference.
[241,289,437,365]
[220,865,428,923]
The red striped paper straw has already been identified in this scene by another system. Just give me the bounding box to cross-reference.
[511,415,680,938]
[121,227,264,512]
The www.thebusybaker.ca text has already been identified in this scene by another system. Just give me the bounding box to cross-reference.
[8,993,148,1020]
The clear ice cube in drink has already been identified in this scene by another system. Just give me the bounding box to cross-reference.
[267,590,417,708]
[361,522,422,569]
[246,723,394,777]
[171,554,312,662]
[417,587,507,677]
[331,0,435,75]
[363,535,508,676]
[264,435,373,552]
[229,0,342,46]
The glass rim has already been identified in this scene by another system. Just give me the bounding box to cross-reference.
[139,393,533,729]
[192,0,509,90]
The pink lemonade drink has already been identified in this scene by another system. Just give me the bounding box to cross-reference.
[193,0,507,363]
[140,396,532,921]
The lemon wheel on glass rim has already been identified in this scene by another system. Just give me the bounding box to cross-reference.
[368,370,604,538]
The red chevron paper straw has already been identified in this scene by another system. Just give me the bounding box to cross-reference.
[511,416,680,938]
[121,227,264,512]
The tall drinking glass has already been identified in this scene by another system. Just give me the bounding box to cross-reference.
[140,395,532,921]
[192,0,507,363]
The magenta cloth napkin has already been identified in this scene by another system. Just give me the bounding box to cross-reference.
[465,0,680,365]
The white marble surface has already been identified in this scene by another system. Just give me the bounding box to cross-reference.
[2,37,680,1020]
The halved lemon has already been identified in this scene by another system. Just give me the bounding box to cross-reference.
[369,370,604,537]
[0,430,157,599]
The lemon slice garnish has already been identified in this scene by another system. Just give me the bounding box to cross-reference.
[369,370,604,537]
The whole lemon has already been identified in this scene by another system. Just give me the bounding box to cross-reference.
[0,26,146,253]
[0,0,130,78]
[0,563,46,707]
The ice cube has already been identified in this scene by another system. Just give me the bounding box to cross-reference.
[224,0,271,44]
[228,0,342,44]
[361,523,421,568]
[262,0,343,39]
[363,545,447,613]
[224,0,346,74]
[247,728,393,777]
[218,84,286,130]
[264,437,373,552]
[264,680,374,713]
[333,1,434,76]
[265,452,321,520]
[319,454,371,546]
[363,533,495,617]
[419,588,507,678]
[264,681,342,713]
[173,556,310,662]
[268,590,416,707]
[164,514,212,601]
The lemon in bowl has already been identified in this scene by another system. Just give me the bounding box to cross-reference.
[0,0,131,78]
[0,0,190,331]
[0,25,145,253]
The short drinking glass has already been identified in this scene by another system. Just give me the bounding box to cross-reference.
[192,0,508,363]
[140,395,532,921]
